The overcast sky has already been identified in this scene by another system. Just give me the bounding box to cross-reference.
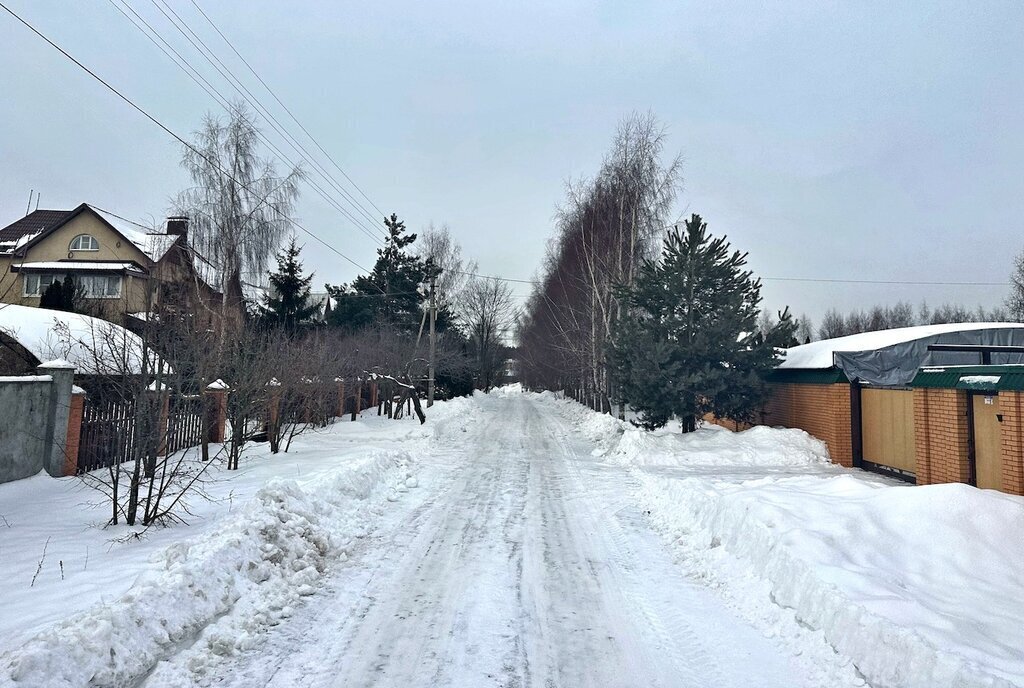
[1,1,1022,327]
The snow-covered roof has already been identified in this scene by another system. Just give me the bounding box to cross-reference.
[15,261,147,274]
[89,207,181,262]
[780,322,1024,370]
[0,304,159,375]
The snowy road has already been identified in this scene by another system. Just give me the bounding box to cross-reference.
[145,393,851,688]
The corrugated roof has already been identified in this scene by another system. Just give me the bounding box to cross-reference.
[911,365,1024,391]
[0,209,73,243]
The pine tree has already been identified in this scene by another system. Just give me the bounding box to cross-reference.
[608,214,779,432]
[264,238,319,333]
[326,214,429,333]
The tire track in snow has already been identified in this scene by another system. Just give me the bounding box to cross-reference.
[530,400,723,688]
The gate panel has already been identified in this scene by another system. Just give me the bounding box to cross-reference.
[861,388,916,475]
[972,394,1003,490]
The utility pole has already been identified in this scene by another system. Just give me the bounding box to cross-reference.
[427,271,437,407]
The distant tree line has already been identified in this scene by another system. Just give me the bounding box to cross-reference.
[809,302,1010,342]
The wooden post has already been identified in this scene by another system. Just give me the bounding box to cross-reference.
[267,378,282,445]
[351,378,362,421]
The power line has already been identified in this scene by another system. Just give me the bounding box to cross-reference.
[454,269,539,285]
[0,1,376,278]
[188,0,387,220]
[107,0,386,248]
[760,277,1007,287]
[459,269,1006,289]
[144,0,387,243]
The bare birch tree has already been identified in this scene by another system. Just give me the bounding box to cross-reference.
[175,103,303,337]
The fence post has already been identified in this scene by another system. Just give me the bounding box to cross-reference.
[147,381,170,457]
[351,377,362,421]
[335,378,345,417]
[205,379,229,444]
[370,380,379,409]
[267,378,282,441]
[63,386,87,476]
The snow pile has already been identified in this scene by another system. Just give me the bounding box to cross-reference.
[426,391,490,444]
[639,474,1024,688]
[0,449,414,688]
[607,424,832,469]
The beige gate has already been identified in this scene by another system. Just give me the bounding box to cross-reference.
[972,394,1003,490]
[861,388,916,475]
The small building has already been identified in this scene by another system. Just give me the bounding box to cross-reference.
[0,203,220,327]
[761,322,1024,495]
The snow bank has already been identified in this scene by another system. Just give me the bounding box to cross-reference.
[639,474,1024,688]
[607,424,832,469]
[0,450,414,688]
[536,394,1024,688]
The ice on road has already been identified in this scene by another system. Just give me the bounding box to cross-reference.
[148,394,851,688]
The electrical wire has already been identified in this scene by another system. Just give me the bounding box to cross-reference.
[188,0,386,220]
[0,1,377,279]
[145,0,386,243]
[106,0,386,248]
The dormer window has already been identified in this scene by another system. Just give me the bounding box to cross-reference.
[69,234,99,251]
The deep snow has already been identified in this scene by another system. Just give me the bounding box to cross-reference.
[2,389,1019,687]
[557,394,1024,688]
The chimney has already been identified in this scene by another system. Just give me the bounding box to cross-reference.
[166,216,189,237]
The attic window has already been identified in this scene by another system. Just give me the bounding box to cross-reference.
[69,234,99,251]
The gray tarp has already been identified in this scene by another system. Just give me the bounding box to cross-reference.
[833,327,1024,386]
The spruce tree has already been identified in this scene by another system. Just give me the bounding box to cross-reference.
[608,214,780,431]
[326,214,429,334]
[264,238,319,333]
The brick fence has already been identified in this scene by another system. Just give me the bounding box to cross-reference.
[708,380,1024,496]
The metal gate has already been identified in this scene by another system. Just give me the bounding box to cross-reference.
[971,394,1003,490]
[860,387,916,479]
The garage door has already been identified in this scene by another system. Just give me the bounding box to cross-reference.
[861,387,916,476]
[972,394,1003,491]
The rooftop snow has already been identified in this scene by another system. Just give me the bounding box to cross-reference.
[88,207,180,262]
[15,261,146,274]
[0,303,160,375]
[779,322,1024,370]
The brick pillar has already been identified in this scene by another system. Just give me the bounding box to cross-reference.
[62,388,86,476]
[370,381,379,409]
[913,389,934,485]
[827,383,854,467]
[204,380,229,444]
[999,390,1024,495]
[914,388,971,485]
